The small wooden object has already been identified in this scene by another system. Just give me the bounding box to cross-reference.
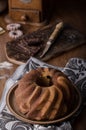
[8,0,49,25]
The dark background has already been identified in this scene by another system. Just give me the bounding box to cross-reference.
[44,0,86,35]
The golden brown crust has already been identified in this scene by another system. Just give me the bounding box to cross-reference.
[15,67,76,121]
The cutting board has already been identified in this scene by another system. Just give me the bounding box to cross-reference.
[5,22,86,65]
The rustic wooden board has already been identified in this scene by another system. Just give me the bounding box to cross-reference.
[5,22,86,65]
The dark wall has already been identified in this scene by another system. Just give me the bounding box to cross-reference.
[44,0,86,20]
[48,0,86,34]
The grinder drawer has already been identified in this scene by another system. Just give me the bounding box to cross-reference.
[9,9,43,23]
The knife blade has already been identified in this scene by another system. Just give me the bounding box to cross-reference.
[40,22,63,58]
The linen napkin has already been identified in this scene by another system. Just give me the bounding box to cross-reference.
[0,57,86,130]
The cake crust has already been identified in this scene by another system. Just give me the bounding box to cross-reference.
[15,67,76,121]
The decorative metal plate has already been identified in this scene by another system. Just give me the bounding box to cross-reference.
[20,0,32,4]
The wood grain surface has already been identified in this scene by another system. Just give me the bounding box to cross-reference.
[0,0,86,129]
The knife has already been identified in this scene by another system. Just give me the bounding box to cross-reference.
[40,22,64,58]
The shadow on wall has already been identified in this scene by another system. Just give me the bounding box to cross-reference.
[42,0,86,24]
[0,0,8,13]
[42,0,54,22]
[52,0,86,13]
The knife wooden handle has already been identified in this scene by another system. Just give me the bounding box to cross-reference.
[49,22,63,42]
[40,22,64,58]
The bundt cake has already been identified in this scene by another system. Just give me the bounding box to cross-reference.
[14,67,76,121]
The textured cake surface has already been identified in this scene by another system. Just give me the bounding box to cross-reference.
[15,67,75,121]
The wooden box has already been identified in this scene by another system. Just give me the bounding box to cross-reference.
[9,0,49,24]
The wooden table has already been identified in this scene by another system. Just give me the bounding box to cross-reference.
[0,1,86,129]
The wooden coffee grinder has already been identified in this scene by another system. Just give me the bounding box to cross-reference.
[8,0,52,26]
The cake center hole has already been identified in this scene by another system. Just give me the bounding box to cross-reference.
[36,76,53,87]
